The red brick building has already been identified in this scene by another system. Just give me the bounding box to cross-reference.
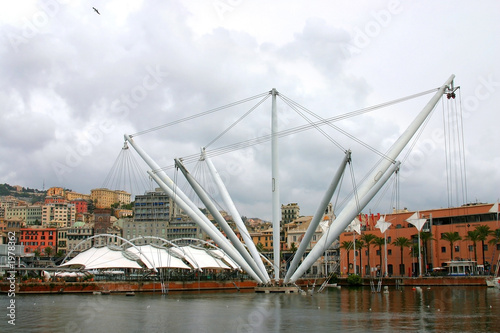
[339,203,500,277]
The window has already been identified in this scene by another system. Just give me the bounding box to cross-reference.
[468,245,473,252]
[441,247,446,253]
[454,245,460,252]
[388,249,392,255]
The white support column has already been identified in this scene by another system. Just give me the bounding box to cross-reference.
[284,150,351,283]
[203,151,271,283]
[174,158,268,283]
[124,134,232,248]
[147,170,263,283]
[289,161,401,282]
[289,75,454,283]
[271,88,280,282]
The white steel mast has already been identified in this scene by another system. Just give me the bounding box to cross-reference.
[271,88,281,283]
[174,158,269,283]
[288,75,455,283]
[283,150,351,283]
[202,150,271,282]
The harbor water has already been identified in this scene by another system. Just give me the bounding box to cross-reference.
[1,286,499,332]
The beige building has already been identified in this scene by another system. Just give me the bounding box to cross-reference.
[47,187,65,197]
[281,203,300,226]
[91,188,131,208]
[42,203,76,228]
[65,191,91,201]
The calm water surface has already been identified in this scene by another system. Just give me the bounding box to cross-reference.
[1,286,499,332]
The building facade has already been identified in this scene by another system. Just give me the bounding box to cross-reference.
[19,227,57,254]
[339,203,500,277]
[281,203,300,226]
[41,203,76,227]
[91,188,131,209]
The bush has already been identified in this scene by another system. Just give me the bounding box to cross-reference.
[347,274,362,286]
[328,274,339,284]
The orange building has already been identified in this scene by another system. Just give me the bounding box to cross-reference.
[19,227,58,254]
[339,203,500,277]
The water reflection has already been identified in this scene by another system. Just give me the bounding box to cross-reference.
[1,287,498,332]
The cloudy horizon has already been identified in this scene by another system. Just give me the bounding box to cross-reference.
[1,1,499,220]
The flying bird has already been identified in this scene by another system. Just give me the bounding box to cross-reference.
[93,7,100,15]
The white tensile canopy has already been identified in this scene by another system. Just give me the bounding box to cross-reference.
[60,245,143,270]
[210,249,241,271]
[126,244,191,270]
[170,246,231,271]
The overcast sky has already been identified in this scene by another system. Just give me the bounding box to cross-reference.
[1,1,499,220]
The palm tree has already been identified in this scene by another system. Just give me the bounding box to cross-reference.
[373,236,385,276]
[489,228,500,274]
[355,239,365,276]
[420,231,434,274]
[441,231,462,260]
[489,228,500,247]
[465,229,480,263]
[475,225,493,266]
[393,237,412,276]
[360,234,377,276]
[340,241,353,274]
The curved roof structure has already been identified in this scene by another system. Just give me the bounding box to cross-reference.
[170,246,231,271]
[60,245,143,270]
[59,243,237,272]
[126,244,191,270]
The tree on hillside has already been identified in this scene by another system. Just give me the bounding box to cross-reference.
[441,232,462,261]
[393,237,412,276]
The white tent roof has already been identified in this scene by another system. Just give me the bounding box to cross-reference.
[126,245,191,270]
[171,246,231,271]
[210,249,241,270]
[60,246,143,270]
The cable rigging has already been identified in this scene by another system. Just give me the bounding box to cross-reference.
[102,141,150,199]
[152,88,439,173]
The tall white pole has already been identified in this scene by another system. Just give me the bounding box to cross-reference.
[284,150,351,282]
[289,160,400,282]
[289,75,454,283]
[384,233,388,277]
[175,158,268,283]
[147,170,263,283]
[271,88,280,282]
[418,231,422,277]
[203,151,270,282]
[124,134,230,244]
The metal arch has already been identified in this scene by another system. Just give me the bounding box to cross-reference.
[60,233,158,272]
